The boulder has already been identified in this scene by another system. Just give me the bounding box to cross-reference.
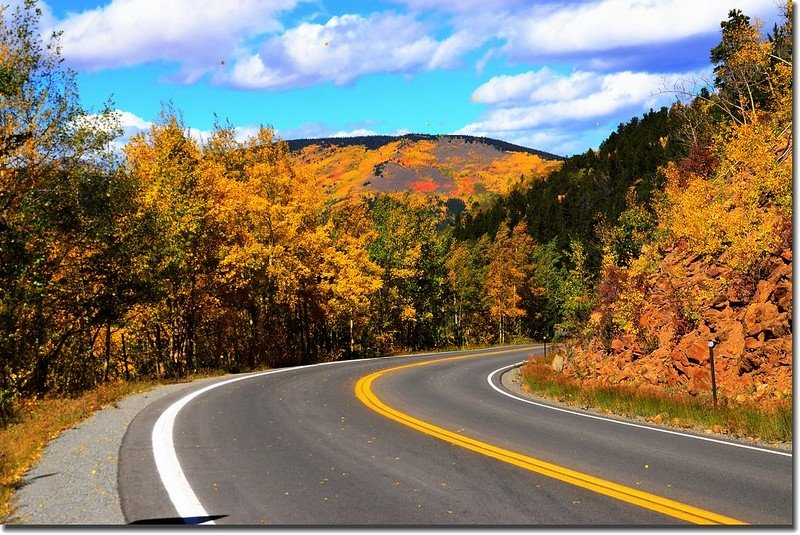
[689,367,710,391]
[744,336,761,350]
[743,302,780,338]
[771,283,792,313]
[681,337,709,364]
[738,353,761,375]
[753,280,772,303]
[704,306,734,327]
[717,322,745,360]
[710,292,728,309]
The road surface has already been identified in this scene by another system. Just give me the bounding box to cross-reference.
[118,345,792,526]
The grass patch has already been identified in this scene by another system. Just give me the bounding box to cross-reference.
[0,369,230,523]
[520,359,792,445]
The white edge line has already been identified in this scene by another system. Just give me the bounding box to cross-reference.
[151,347,503,524]
[487,361,792,458]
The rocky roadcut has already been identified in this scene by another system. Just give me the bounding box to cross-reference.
[562,245,792,408]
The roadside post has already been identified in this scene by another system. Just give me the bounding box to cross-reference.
[708,340,718,406]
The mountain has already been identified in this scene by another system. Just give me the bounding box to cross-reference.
[286,134,563,203]
[285,133,562,160]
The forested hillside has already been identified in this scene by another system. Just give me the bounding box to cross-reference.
[289,134,561,204]
[0,1,791,423]
[529,5,793,408]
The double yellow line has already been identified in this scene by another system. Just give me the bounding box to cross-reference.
[354,349,746,525]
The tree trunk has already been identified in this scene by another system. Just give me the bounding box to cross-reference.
[103,322,112,382]
[121,333,130,381]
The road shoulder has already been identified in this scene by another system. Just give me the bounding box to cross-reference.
[500,365,791,453]
[8,378,221,525]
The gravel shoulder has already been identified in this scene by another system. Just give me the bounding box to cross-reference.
[8,376,224,525]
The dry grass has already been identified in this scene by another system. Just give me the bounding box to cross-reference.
[520,359,792,445]
[0,370,228,523]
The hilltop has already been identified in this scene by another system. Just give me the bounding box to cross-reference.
[286,134,563,203]
[285,133,563,160]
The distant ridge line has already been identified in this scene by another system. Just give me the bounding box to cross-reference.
[284,133,564,161]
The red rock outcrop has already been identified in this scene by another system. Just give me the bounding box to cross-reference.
[560,244,792,408]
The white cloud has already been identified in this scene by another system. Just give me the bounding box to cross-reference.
[466,68,707,131]
[458,67,712,155]
[500,0,778,59]
[226,12,443,89]
[72,109,153,153]
[330,128,380,137]
[115,109,151,133]
[475,47,497,75]
[3,0,57,31]
[427,30,486,69]
[42,0,781,90]
[231,125,264,143]
[472,68,601,106]
[51,0,298,80]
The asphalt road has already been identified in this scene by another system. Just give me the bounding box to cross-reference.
[118,345,792,526]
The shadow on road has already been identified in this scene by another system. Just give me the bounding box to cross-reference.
[129,514,227,525]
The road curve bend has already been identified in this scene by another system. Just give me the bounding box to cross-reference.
[118,346,792,526]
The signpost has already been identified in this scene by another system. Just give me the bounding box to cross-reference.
[708,340,718,406]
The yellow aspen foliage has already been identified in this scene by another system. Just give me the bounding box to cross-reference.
[484,222,534,343]
[661,5,791,273]
[661,111,790,273]
[200,123,382,360]
[325,204,383,314]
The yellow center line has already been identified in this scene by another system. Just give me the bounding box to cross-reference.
[354,349,747,526]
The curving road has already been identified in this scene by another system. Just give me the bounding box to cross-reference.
[118,345,792,526]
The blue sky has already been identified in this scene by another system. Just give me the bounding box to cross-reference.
[28,0,783,156]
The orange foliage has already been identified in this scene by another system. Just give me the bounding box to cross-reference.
[290,138,562,203]
[410,178,438,193]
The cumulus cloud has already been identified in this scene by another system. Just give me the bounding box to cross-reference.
[2,0,57,31]
[114,109,151,136]
[110,110,218,143]
[45,0,486,87]
[458,67,710,155]
[428,30,485,70]
[226,12,460,89]
[225,0,776,91]
[472,68,601,106]
[44,0,780,89]
[467,68,709,128]
[499,0,777,60]
[51,0,298,81]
